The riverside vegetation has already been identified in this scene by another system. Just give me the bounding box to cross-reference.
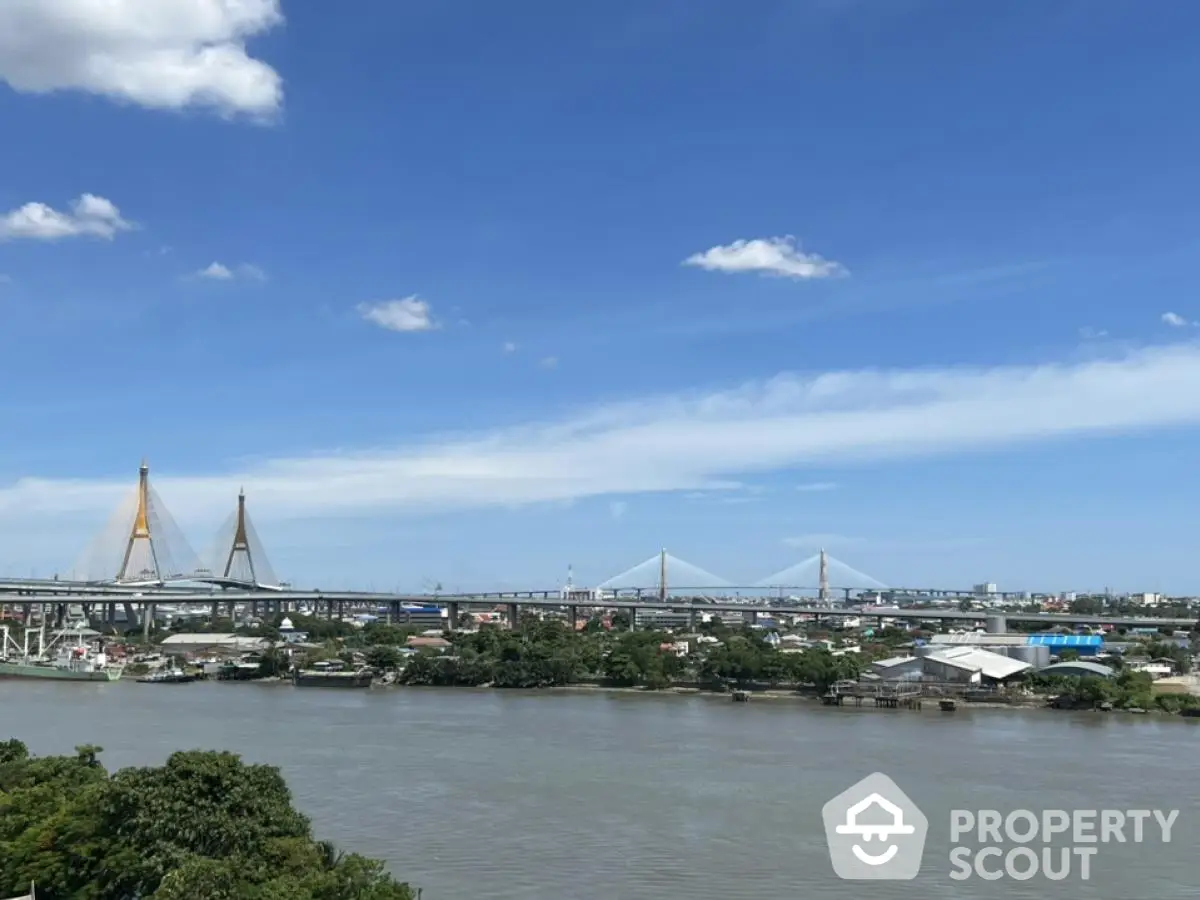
[152,612,1200,711]
[281,614,864,692]
[0,740,418,900]
[161,612,868,692]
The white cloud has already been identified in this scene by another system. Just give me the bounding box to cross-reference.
[1162,312,1193,328]
[609,500,627,519]
[796,482,837,492]
[197,262,233,280]
[1078,326,1108,340]
[0,194,132,241]
[358,297,437,333]
[194,261,265,281]
[503,342,518,354]
[540,356,559,369]
[12,342,1200,533]
[683,236,846,279]
[0,0,284,119]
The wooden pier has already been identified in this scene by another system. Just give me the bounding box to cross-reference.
[821,682,924,710]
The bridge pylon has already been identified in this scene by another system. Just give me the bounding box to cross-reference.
[112,460,202,583]
[210,489,278,587]
[596,549,731,594]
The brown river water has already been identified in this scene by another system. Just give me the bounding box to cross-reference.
[3,680,1196,899]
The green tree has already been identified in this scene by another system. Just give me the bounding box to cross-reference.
[257,643,291,677]
[0,742,417,900]
[364,645,401,670]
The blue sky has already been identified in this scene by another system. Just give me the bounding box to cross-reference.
[2,0,1200,594]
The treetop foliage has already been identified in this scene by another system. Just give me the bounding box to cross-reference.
[0,741,416,900]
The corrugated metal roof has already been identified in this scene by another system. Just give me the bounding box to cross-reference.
[1026,634,1104,647]
[160,633,266,650]
[926,646,1032,680]
[931,633,1025,646]
[1039,661,1115,677]
[872,656,918,669]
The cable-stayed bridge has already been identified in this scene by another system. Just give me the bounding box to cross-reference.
[68,461,280,591]
[594,548,888,598]
[5,469,1196,635]
[9,461,885,600]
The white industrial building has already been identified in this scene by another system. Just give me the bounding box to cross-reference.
[872,646,1032,685]
[159,633,270,655]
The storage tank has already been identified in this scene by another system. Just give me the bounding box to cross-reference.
[1007,644,1050,668]
[985,614,1008,635]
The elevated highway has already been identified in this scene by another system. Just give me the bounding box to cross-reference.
[2,588,1195,630]
[0,576,279,596]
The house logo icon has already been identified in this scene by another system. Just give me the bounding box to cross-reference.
[822,772,928,880]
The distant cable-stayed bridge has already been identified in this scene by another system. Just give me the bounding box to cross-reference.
[594,548,888,598]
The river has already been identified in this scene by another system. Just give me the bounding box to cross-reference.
[3,681,1196,899]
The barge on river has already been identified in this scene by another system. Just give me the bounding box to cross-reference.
[291,660,374,688]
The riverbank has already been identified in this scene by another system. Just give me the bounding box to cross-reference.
[541,683,1194,715]
[169,674,1200,718]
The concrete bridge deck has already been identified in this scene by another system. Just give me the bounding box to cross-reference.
[0,588,1195,629]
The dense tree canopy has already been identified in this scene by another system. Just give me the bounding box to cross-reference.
[0,741,416,900]
[395,617,865,692]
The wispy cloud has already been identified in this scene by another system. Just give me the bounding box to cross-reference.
[1078,326,1108,340]
[930,260,1053,288]
[0,194,133,241]
[194,262,266,281]
[358,296,437,333]
[796,482,837,492]
[539,356,558,369]
[503,342,518,353]
[9,342,1200,532]
[609,500,627,519]
[1162,312,1195,328]
[197,262,232,280]
[683,236,847,280]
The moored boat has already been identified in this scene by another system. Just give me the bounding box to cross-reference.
[137,668,196,684]
[0,625,124,683]
[291,662,374,688]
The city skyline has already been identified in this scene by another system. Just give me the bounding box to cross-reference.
[2,2,1200,592]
